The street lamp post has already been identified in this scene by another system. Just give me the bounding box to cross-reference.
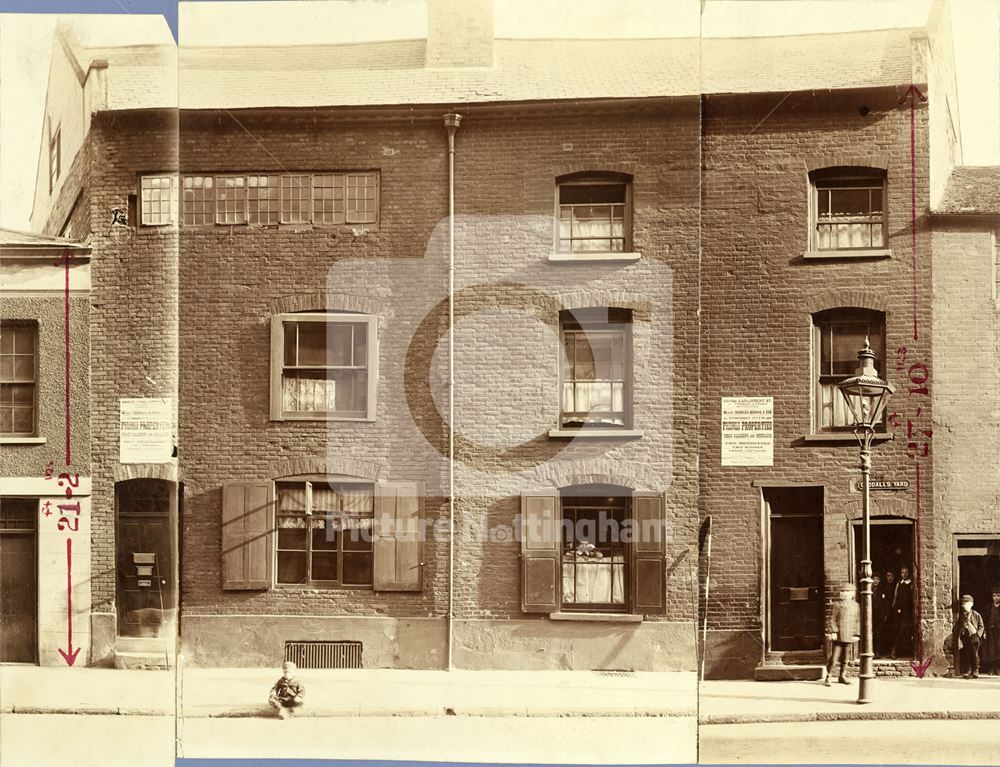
[838,338,894,705]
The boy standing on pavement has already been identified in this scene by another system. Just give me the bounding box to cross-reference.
[952,595,985,679]
[824,582,860,687]
[268,661,306,718]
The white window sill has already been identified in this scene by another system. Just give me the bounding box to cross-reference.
[272,416,375,423]
[548,428,643,439]
[550,612,643,624]
[803,249,892,260]
[802,432,894,444]
[0,437,46,445]
[548,252,641,263]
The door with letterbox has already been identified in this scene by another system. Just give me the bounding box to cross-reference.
[765,487,825,652]
[116,479,174,637]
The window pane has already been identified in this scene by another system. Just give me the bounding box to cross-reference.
[0,330,12,354]
[312,523,338,551]
[281,175,311,223]
[277,551,307,584]
[297,323,328,366]
[0,408,11,433]
[13,356,33,380]
[327,324,353,366]
[248,174,279,225]
[12,407,32,433]
[560,183,626,205]
[283,324,297,367]
[10,384,33,404]
[0,357,12,380]
[342,523,373,551]
[827,188,874,217]
[831,324,869,375]
[311,552,338,581]
[277,527,308,550]
[353,324,368,365]
[342,552,373,585]
[216,176,247,225]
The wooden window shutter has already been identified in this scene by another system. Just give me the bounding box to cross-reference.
[373,481,423,591]
[632,491,666,614]
[221,481,274,590]
[520,490,561,613]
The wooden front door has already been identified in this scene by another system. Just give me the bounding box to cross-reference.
[116,480,174,638]
[0,498,37,662]
[766,487,824,652]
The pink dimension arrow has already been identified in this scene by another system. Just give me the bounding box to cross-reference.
[57,537,80,666]
[899,84,927,341]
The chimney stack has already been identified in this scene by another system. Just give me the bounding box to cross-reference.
[426,0,495,68]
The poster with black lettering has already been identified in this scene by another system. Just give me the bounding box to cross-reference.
[721,397,774,467]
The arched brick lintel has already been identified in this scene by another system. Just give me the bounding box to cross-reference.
[113,463,179,483]
[268,456,383,481]
[803,156,891,173]
[805,289,890,315]
[269,291,381,316]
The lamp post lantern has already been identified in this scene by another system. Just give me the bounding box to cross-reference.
[838,338,894,704]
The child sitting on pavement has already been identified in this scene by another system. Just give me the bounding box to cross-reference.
[268,661,306,718]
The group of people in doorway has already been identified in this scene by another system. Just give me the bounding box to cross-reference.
[872,566,916,659]
[824,570,1000,684]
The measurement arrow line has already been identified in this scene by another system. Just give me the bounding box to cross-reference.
[900,84,927,341]
[63,251,71,466]
[57,537,80,666]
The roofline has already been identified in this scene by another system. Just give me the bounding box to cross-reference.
[176,26,921,51]
[929,210,1000,222]
[177,95,701,119]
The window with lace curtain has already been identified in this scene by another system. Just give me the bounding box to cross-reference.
[270,313,378,421]
[556,173,631,254]
[559,308,632,429]
[813,308,886,431]
[275,480,374,588]
[810,167,887,252]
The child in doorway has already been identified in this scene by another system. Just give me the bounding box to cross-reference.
[986,588,1000,675]
[268,661,306,718]
[953,595,985,678]
[824,582,860,686]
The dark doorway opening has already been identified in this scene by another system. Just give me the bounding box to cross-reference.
[852,518,915,659]
[0,497,37,663]
[116,479,175,638]
[765,487,824,652]
[955,537,1000,619]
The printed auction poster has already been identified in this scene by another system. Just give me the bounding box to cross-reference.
[721,396,774,467]
[120,397,173,463]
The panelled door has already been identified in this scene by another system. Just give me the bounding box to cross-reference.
[116,480,174,638]
[766,487,825,652]
[0,498,37,662]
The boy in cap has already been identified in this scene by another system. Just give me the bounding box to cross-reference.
[952,595,985,678]
[824,582,860,686]
[268,660,306,718]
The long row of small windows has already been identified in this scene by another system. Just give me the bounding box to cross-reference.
[140,172,379,227]
[139,167,887,255]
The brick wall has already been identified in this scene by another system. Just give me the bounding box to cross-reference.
[699,87,936,677]
[85,110,179,612]
[178,110,450,619]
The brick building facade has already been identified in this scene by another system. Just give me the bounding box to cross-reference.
[18,1,995,677]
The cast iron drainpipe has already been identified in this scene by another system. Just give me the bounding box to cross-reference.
[443,112,461,671]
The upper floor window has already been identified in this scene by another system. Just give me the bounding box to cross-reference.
[270,313,378,421]
[560,308,632,429]
[811,168,886,251]
[813,308,885,431]
[140,175,179,226]
[180,172,379,227]
[0,322,37,437]
[556,173,631,254]
[275,480,374,588]
[48,125,61,193]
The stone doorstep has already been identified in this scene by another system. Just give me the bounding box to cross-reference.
[114,651,175,670]
[754,664,825,681]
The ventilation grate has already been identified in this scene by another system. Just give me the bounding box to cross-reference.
[284,640,362,669]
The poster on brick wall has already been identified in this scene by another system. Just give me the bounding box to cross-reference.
[120,398,173,464]
[721,397,773,467]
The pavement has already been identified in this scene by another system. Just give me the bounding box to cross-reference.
[0,666,697,719]
[700,675,1000,724]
